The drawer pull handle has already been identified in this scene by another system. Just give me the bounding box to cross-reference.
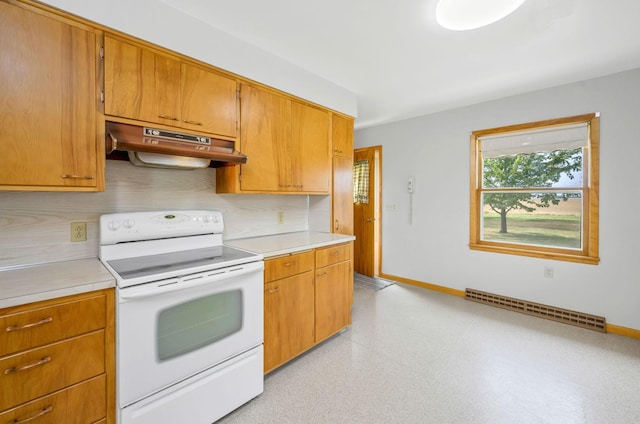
[284,261,297,267]
[266,287,280,294]
[6,317,53,332]
[157,114,179,121]
[183,119,203,126]
[318,272,328,277]
[10,406,53,424]
[330,251,340,256]
[61,174,95,180]
[4,356,51,375]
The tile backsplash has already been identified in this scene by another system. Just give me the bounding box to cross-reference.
[0,160,325,269]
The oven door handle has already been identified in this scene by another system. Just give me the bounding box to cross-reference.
[118,261,264,300]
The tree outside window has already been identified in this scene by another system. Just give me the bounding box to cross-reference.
[469,113,600,264]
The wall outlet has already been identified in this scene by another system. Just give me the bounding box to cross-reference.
[544,266,554,278]
[71,222,87,242]
[277,211,284,224]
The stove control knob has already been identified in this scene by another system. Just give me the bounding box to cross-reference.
[203,215,213,223]
[212,215,220,223]
[123,219,135,229]
[108,220,121,231]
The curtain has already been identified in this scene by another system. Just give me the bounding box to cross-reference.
[353,159,369,204]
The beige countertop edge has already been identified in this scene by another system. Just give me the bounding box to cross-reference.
[0,258,116,309]
[225,232,355,258]
[0,232,355,308]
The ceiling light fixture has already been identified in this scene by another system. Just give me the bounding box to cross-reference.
[435,0,527,31]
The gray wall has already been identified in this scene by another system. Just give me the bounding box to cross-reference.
[355,68,640,330]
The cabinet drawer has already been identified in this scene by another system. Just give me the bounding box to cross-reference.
[264,251,314,283]
[0,330,105,411]
[315,243,351,268]
[0,294,106,357]
[0,374,106,424]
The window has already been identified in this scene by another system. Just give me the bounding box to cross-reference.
[469,113,600,264]
[353,159,370,204]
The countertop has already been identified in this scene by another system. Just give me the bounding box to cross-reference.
[225,231,355,258]
[0,258,116,309]
[0,232,353,309]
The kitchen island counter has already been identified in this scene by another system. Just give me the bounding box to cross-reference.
[0,258,115,308]
[225,231,355,258]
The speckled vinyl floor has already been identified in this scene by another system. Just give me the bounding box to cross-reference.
[217,282,640,424]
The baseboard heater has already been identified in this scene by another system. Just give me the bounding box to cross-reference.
[465,288,606,333]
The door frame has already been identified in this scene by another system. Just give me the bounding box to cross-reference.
[353,145,382,277]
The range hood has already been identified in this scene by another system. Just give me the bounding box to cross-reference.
[106,121,247,169]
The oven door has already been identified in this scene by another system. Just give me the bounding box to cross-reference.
[117,260,264,407]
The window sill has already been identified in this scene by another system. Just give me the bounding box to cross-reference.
[469,243,600,265]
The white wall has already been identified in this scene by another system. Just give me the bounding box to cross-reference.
[0,161,314,269]
[355,68,640,331]
[38,0,357,118]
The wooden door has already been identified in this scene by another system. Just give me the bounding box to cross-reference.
[263,272,315,373]
[353,147,380,277]
[0,3,98,189]
[291,102,331,192]
[181,64,237,137]
[238,84,290,192]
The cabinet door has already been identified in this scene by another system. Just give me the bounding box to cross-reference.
[291,102,331,193]
[0,3,98,190]
[332,156,354,235]
[239,84,290,192]
[332,114,354,157]
[264,272,315,373]
[104,36,181,126]
[181,64,237,137]
[315,261,352,342]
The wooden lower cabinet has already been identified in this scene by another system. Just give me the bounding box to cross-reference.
[0,375,106,424]
[0,290,115,423]
[315,261,352,342]
[264,272,315,373]
[263,242,353,373]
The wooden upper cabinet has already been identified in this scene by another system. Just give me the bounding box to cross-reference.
[104,35,237,138]
[181,63,237,137]
[0,2,102,191]
[291,101,331,192]
[236,84,289,192]
[332,114,354,158]
[218,83,330,194]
